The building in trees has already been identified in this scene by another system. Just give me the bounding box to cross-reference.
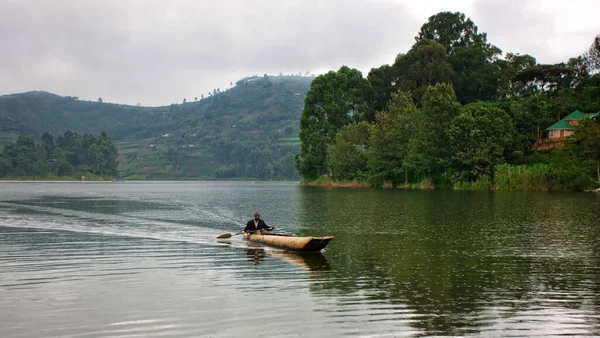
[546,110,599,140]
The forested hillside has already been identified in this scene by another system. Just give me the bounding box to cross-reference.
[0,131,118,179]
[295,12,600,191]
[0,75,313,180]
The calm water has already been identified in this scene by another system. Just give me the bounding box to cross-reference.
[1,182,600,337]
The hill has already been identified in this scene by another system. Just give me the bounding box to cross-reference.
[0,75,314,180]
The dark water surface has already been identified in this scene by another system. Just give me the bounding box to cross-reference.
[1,181,599,337]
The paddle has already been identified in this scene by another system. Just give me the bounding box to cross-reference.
[217,226,276,239]
[217,232,242,239]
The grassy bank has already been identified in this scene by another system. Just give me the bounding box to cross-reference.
[301,164,599,192]
[300,176,372,188]
[301,176,437,189]
[493,163,596,192]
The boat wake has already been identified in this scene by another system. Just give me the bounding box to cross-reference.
[0,201,249,248]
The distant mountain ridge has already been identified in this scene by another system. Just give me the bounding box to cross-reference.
[0,90,163,144]
[0,75,315,180]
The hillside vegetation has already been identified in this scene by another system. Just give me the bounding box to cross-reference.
[0,75,313,180]
[295,11,600,191]
[0,131,118,180]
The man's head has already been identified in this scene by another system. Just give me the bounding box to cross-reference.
[254,212,260,221]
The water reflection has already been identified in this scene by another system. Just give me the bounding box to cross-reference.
[237,247,331,272]
[270,251,331,272]
[296,187,600,335]
[1,182,600,337]
[245,248,266,264]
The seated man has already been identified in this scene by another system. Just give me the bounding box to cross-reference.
[244,212,275,233]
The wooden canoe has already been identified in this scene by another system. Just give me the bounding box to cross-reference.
[242,233,333,252]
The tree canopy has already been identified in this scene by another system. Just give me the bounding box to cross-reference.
[415,12,488,53]
[1,131,118,178]
[296,11,600,191]
[295,67,371,179]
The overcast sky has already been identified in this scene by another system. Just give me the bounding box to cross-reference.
[1,0,599,106]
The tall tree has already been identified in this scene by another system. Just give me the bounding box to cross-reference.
[327,122,370,181]
[513,64,572,93]
[566,55,590,89]
[570,117,600,184]
[448,102,515,182]
[367,64,395,113]
[496,53,537,98]
[392,39,453,103]
[0,157,12,176]
[405,83,461,182]
[415,11,488,54]
[586,34,600,73]
[449,44,502,103]
[96,132,119,176]
[51,148,67,176]
[41,131,55,157]
[367,90,418,187]
[295,66,371,180]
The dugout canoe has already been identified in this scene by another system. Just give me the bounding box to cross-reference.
[242,233,333,252]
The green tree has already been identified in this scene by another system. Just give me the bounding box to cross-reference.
[31,144,47,176]
[56,135,65,148]
[367,90,418,187]
[15,136,36,176]
[295,66,372,180]
[448,102,515,182]
[2,143,18,174]
[392,39,453,103]
[415,11,488,53]
[0,157,12,176]
[367,64,394,113]
[95,132,119,176]
[566,55,590,89]
[449,44,502,104]
[405,83,461,182]
[570,117,600,184]
[498,95,549,160]
[585,34,600,73]
[326,122,370,181]
[549,144,592,191]
[41,131,55,157]
[51,148,67,176]
[16,135,35,150]
[496,53,537,98]
[513,64,572,94]
[61,131,84,166]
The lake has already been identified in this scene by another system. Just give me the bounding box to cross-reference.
[1,181,599,337]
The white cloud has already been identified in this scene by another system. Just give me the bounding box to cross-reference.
[471,0,599,62]
[0,0,598,105]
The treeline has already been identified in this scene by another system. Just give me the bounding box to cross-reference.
[295,12,600,191]
[0,131,118,179]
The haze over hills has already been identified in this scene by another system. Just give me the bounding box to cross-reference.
[0,75,314,180]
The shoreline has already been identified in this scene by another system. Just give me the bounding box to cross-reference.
[0,176,114,182]
[299,179,599,193]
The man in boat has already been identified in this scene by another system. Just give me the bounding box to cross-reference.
[244,212,275,234]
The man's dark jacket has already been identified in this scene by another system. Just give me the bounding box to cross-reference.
[244,219,268,232]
